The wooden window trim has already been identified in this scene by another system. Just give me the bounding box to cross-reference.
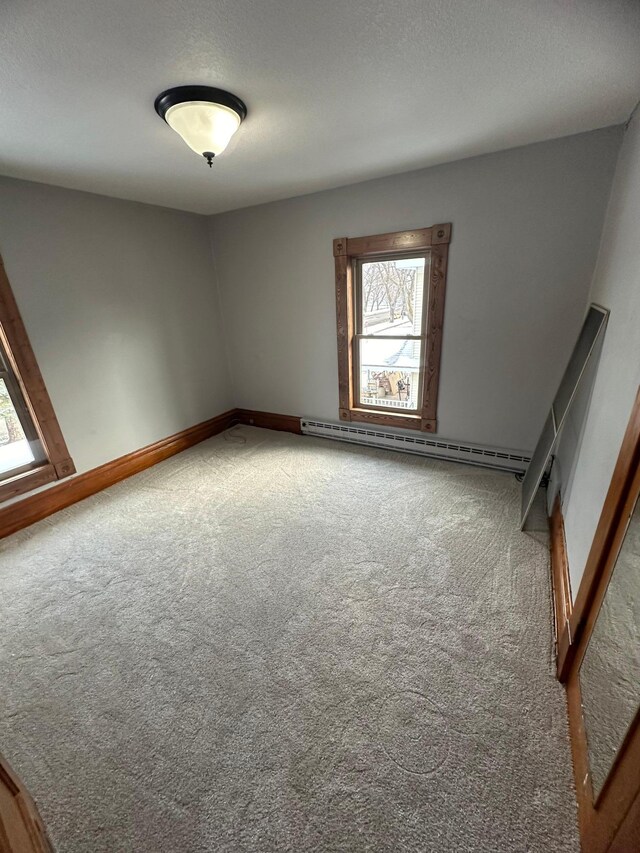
[0,464,58,504]
[334,223,451,432]
[0,254,75,503]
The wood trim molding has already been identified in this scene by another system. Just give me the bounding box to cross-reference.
[0,409,306,539]
[334,224,451,433]
[334,241,354,417]
[0,464,57,505]
[346,408,422,431]
[0,752,53,852]
[421,243,448,432]
[0,409,237,540]
[562,386,640,853]
[567,657,640,853]
[335,223,451,258]
[0,255,75,481]
[608,784,640,853]
[549,495,573,676]
[558,385,640,682]
[235,409,302,434]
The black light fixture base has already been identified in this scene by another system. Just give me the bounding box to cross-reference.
[203,152,215,167]
[154,86,247,122]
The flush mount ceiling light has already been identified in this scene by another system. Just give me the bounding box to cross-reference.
[154,85,247,167]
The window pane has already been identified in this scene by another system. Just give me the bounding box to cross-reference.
[361,257,426,336]
[0,378,34,475]
[358,338,421,411]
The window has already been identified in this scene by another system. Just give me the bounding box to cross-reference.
[0,254,74,502]
[334,224,451,432]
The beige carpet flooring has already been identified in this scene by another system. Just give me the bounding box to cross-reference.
[0,426,579,852]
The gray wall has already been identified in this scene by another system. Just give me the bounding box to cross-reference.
[210,127,621,452]
[556,110,640,597]
[0,176,232,475]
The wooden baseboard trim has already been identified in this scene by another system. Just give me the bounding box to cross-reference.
[0,409,237,540]
[608,785,640,853]
[236,409,302,434]
[566,666,597,848]
[0,408,304,539]
[0,752,54,852]
[549,495,573,680]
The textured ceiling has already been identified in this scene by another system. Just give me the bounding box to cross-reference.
[1,0,639,214]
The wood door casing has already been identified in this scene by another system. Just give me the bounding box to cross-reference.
[562,386,640,853]
[0,755,52,853]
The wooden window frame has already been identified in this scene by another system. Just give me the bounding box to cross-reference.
[334,223,451,432]
[0,254,75,503]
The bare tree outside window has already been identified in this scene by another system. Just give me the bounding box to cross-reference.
[357,256,425,412]
[0,379,27,445]
[362,260,419,330]
[0,369,35,475]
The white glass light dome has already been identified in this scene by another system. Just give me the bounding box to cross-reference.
[165,102,241,159]
[155,86,247,166]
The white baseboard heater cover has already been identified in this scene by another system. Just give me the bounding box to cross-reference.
[300,418,531,473]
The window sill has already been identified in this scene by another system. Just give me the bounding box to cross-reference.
[341,408,436,433]
[0,463,58,504]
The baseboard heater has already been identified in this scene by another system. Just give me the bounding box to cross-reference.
[300,418,531,474]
